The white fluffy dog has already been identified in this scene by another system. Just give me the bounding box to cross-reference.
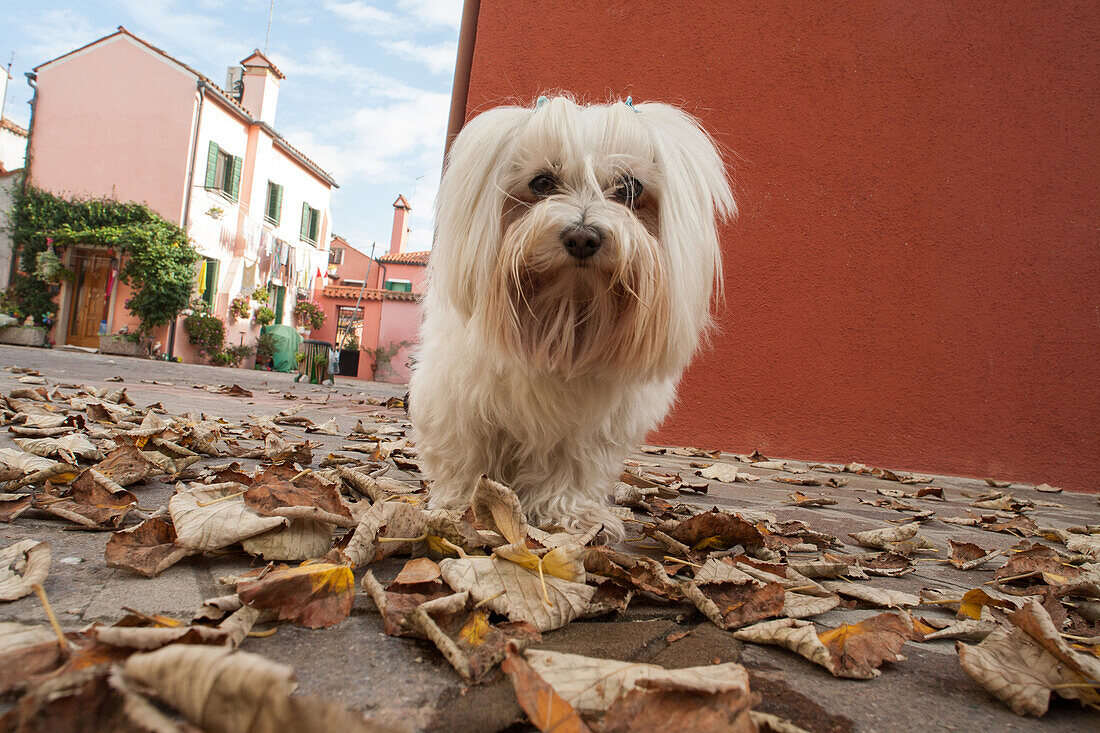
[410,96,734,539]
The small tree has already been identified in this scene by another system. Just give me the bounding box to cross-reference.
[3,188,199,334]
[365,340,412,380]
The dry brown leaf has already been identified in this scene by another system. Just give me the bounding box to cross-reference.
[848,523,920,550]
[948,539,1003,570]
[0,539,50,602]
[439,556,594,632]
[170,481,288,552]
[584,547,683,600]
[244,464,355,528]
[237,561,355,629]
[241,519,336,562]
[502,644,592,732]
[123,645,387,732]
[471,475,528,544]
[733,613,911,679]
[820,581,920,608]
[523,649,752,715]
[35,469,137,528]
[361,561,452,638]
[332,500,427,568]
[695,463,740,483]
[408,593,541,683]
[105,515,194,577]
[664,508,764,553]
[94,445,166,486]
[0,493,34,522]
[0,622,64,696]
[957,598,1100,716]
[683,579,786,630]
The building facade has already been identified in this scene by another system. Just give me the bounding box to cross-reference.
[312,196,427,383]
[449,1,1100,491]
[0,67,29,173]
[25,28,335,362]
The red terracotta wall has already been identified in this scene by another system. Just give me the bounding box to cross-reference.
[463,1,1100,489]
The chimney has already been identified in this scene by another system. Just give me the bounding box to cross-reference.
[389,195,411,255]
[238,50,283,124]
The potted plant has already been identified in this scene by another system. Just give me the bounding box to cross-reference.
[293,299,325,331]
[254,306,275,326]
[254,332,276,370]
[229,295,251,320]
[251,285,270,304]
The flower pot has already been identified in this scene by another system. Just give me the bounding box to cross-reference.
[0,326,48,347]
[98,334,150,357]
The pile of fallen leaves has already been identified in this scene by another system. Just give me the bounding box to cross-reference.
[1,366,1098,731]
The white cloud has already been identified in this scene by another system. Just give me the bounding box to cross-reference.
[321,1,397,34]
[398,0,463,29]
[381,39,457,75]
[271,47,425,100]
[22,10,112,68]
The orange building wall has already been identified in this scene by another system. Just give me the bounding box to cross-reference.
[461,1,1100,490]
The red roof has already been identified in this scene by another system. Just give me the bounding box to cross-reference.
[240,49,285,79]
[0,118,29,137]
[393,194,411,210]
[376,250,430,265]
[321,286,419,301]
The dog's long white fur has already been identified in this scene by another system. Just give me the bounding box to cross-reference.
[410,97,734,539]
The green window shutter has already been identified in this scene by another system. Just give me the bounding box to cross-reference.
[308,208,319,243]
[272,184,283,225]
[204,142,219,189]
[229,156,243,201]
[301,202,310,241]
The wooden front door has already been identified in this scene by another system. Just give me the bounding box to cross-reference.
[67,251,113,348]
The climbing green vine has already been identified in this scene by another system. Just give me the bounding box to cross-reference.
[2,188,199,334]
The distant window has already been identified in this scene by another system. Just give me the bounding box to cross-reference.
[383,279,412,292]
[199,257,220,307]
[341,280,364,288]
[204,142,241,201]
[329,247,344,265]
[300,203,321,245]
[264,182,283,225]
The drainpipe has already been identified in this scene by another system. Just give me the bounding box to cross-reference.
[20,72,36,193]
[168,80,207,360]
[445,0,481,157]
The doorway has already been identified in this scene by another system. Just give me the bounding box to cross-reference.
[66,250,113,348]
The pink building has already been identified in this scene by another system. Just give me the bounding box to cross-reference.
[313,196,427,383]
[24,28,336,362]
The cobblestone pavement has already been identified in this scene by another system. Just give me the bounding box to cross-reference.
[0,344,1096,731]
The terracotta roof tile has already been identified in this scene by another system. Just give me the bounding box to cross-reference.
[376,251,430,265]
[321,286,419,301]
[0,118,29,137]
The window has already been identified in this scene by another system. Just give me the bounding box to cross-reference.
[272,285,286,324]
[336,306,364,348]
[203,142,241,201]
[199,257,220,307]
[300,203,321,245]
[329,247,343,265]
[383,279,412,292]
[264,182,283,225]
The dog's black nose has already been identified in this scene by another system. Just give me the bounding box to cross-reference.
[562,227,602,260]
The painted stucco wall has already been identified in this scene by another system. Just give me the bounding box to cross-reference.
[0,170,22,291]
[0,127,27,173]
[29,34,196,223]
[377,299,420,384]
[462,1,1100,490]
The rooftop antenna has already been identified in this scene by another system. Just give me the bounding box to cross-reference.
[264,0,276,55]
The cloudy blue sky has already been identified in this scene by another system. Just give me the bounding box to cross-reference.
[0,0,461,253]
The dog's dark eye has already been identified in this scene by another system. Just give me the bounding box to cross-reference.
[611,177,643,206]
[529,174,557,197]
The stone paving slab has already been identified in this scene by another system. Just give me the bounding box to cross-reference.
[0,343,1097,731]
